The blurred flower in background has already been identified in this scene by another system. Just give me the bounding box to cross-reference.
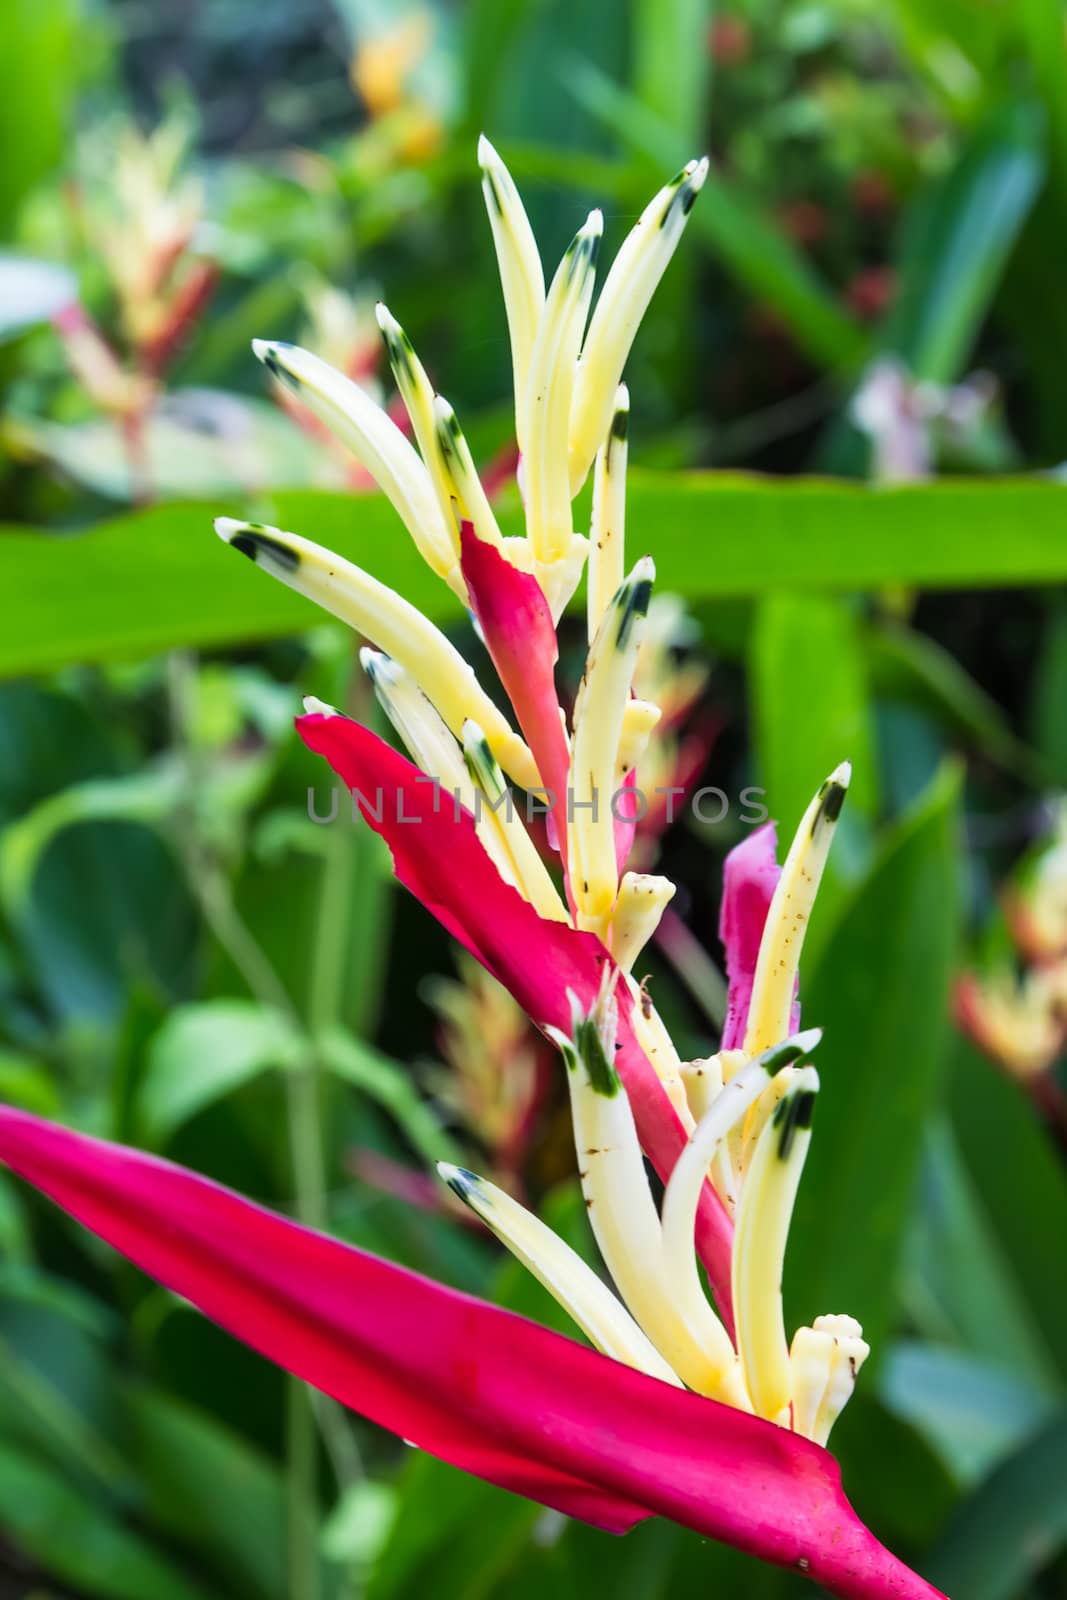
[957,801,1067,1150]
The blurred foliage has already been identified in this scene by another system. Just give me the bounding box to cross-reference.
[1,0,1067,1597]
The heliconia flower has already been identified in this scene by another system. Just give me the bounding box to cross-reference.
[0,144,941,1596]
[1001,801,1067,964]
[954,967,1067,1081]
[421,952,552,1191]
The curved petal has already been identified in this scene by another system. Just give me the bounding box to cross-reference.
[719,823,782,1050]
[296,710,736,1320]
[0,1108,944,1600]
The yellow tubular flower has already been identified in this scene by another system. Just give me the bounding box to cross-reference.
[439,1164,683,1385]
[375,303,467,555]
[547,989,746,1405]
[356,656,520,894]
[569,557,656,936]
[744,762,852,1055]
[215,519,539,793]
[524,211,602,563]
[587,384,629,640]
[478,134,545,454]
[790,1315,870,1445]
[608,872,676,974]
[732,1068,820,1422]
[432,395,506,551]
[252,338,458,577]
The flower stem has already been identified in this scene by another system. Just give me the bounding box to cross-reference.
[165,652,360,1586]
[286,1376,321,1600]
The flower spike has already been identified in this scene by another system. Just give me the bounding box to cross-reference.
[0,145,945,1599]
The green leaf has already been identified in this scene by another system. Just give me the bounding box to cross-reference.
[948,1041,1067,1383]
[140,1000,304,1143]
[784,762,962,1356]
[926,1410,1067,1600]
[631,0,711,144]
[5,476,1067,678]
[0,253,76,341]
[0,0,79,236]
[123,1383,308,1600]
[0,765,184,915]
[368,1451,539,1600]
[879,1340,1059,1487]
[881,101,1045,383]
[462,0,544,138]
[0,1177,30,1261]
[318,1026,464,1169]
[749,591,877,955]
[831,1391,958,1552]
[751,595,877,833]
[0,1048,60,1116]
[0,1440,212,1600]
[902,1120,1060,1388]
[0,1295,129,1499]
[1018,0,1067,200]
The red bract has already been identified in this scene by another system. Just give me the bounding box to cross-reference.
[459,521,572,876]
[0,1106,945,1600]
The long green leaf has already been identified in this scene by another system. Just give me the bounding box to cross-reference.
[0,1440,212,1600]
[926,1410,1067,1600]
[903,1121,1060,1389]
[785,762,962,1357]
[881,100,1045,384]
[5,476,1067,677]
[124,1383,311,1600]
[948,1041,1067,1383]
[0,0,78,235]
